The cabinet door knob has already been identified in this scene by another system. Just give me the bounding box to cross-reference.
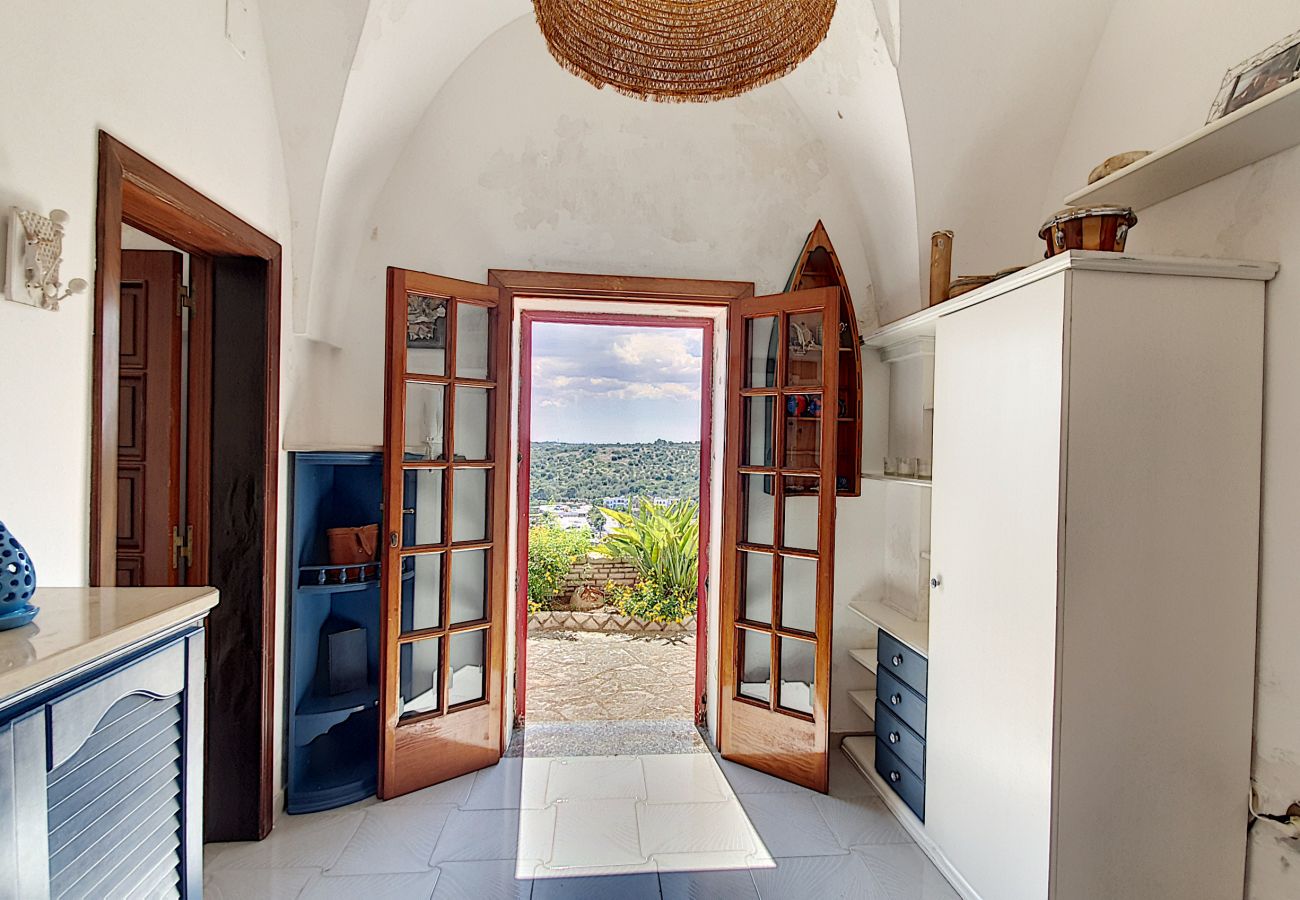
[930,575,941,589]
[888,731,901,744]
[890,693,902,706]
[389,531,399,548]
[889,771,902,783]
[891,654,904,667]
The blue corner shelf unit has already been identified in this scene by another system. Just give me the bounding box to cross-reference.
[287,452,384,814]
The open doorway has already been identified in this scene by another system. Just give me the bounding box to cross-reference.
[515,312,714,756]
[92,133,281,841]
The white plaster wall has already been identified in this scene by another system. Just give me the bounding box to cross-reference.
[0,0,294,809]
[1042,3,1300,894]
[287,14,878,451]
[891,0,1117,324]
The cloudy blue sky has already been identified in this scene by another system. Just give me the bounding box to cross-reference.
[529,323,704,442]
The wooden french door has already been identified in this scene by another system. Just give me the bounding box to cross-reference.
[719,287,839,792]
[379,267,510,798]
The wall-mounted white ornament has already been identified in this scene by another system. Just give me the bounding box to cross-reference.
[4,207,88,311]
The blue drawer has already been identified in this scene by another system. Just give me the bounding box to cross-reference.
[875,700,925,777]
[875,739,925,821]
[877,668,926,739]
[877,630,927,697]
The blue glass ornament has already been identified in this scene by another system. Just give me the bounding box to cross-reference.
[0,521,39,629]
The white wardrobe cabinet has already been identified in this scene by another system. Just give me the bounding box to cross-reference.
[924,257,1271,900]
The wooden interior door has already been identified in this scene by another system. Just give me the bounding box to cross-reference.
[720,287,839,792]
[116,249,183,586]
[379,267,510,798]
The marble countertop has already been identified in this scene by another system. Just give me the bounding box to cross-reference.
[0,587,218,702]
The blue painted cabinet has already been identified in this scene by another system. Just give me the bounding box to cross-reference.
[0,629,205,898]
[287,452,384,813]
[875,629,927,821]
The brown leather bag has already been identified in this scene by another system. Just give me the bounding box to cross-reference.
[326,525,380,565]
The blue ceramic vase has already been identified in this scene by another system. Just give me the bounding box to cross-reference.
[0,521,39,629]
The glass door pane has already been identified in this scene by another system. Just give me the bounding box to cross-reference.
[448,629,487,706]
[399,636,442,719]
[453,387,491,461]
[455,303,491,379]
[403,469,444,547]
[403,552,444,633]
[404,383,446,461]
[745,316,778,388]
[785,311,825,387]
[740,474,775,546]
[407,293,448,377]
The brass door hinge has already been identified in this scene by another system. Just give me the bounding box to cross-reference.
[171,524,193,569]
[177,285,193,315]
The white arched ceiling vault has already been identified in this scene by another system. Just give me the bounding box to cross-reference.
[261,0,915,355]
[894,0,1118,320]
[261,0,1120,364]
[261,0,532,338]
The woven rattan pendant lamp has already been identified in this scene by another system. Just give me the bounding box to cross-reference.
[533,0,838,102]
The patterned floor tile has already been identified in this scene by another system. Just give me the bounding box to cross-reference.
[854,844,962,900]
[737,793,849,858]
[750,854,889,900]
[430,860,533,900]
[300,870,441,899]
[328,803,453,874]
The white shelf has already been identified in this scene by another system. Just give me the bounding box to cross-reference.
[1066,79,1300,210]
[863,472,932,488]
[848,690,877,721]
[864,252,1277,352]
[849,598,929,655]
[842,735,876,778]
[848,647,878,673]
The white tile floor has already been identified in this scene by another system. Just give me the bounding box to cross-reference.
[204,748,961,899]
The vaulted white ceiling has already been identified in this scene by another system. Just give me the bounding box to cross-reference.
[260,0,1117,337]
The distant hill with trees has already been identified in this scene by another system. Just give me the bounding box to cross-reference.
[529,440,700,504]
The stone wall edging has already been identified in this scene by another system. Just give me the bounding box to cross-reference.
[528,610,697,635]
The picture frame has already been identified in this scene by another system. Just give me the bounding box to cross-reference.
[406,293,447,349]
[1207,28,1300,122]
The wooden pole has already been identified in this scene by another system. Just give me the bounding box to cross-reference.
[929,230,954,307]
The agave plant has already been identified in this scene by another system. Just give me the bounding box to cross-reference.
[596,497,700,598]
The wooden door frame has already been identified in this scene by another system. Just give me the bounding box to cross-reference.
[487,270,753,738]
[92,131,282,837]
[515,309,716,725]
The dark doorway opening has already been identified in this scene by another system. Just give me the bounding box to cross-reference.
[92,132,281,841]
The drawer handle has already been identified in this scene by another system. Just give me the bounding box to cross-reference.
[891,654,904,667]
[888,731,901,744]
[890,693,902,706]
[889,771,902,784]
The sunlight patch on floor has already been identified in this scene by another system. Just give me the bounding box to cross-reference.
[514,752,776,880]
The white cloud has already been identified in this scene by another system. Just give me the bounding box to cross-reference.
[530,324,703,409]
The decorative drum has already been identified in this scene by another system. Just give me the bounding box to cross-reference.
[1038,206,1137,258]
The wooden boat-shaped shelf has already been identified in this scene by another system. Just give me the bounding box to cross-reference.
[784,221,864,497]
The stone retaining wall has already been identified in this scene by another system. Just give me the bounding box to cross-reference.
[529,610,697,634]
[559,555,639,595]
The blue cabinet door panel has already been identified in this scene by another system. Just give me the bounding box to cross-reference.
[876,668,927,739]
[877,630,928,697]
